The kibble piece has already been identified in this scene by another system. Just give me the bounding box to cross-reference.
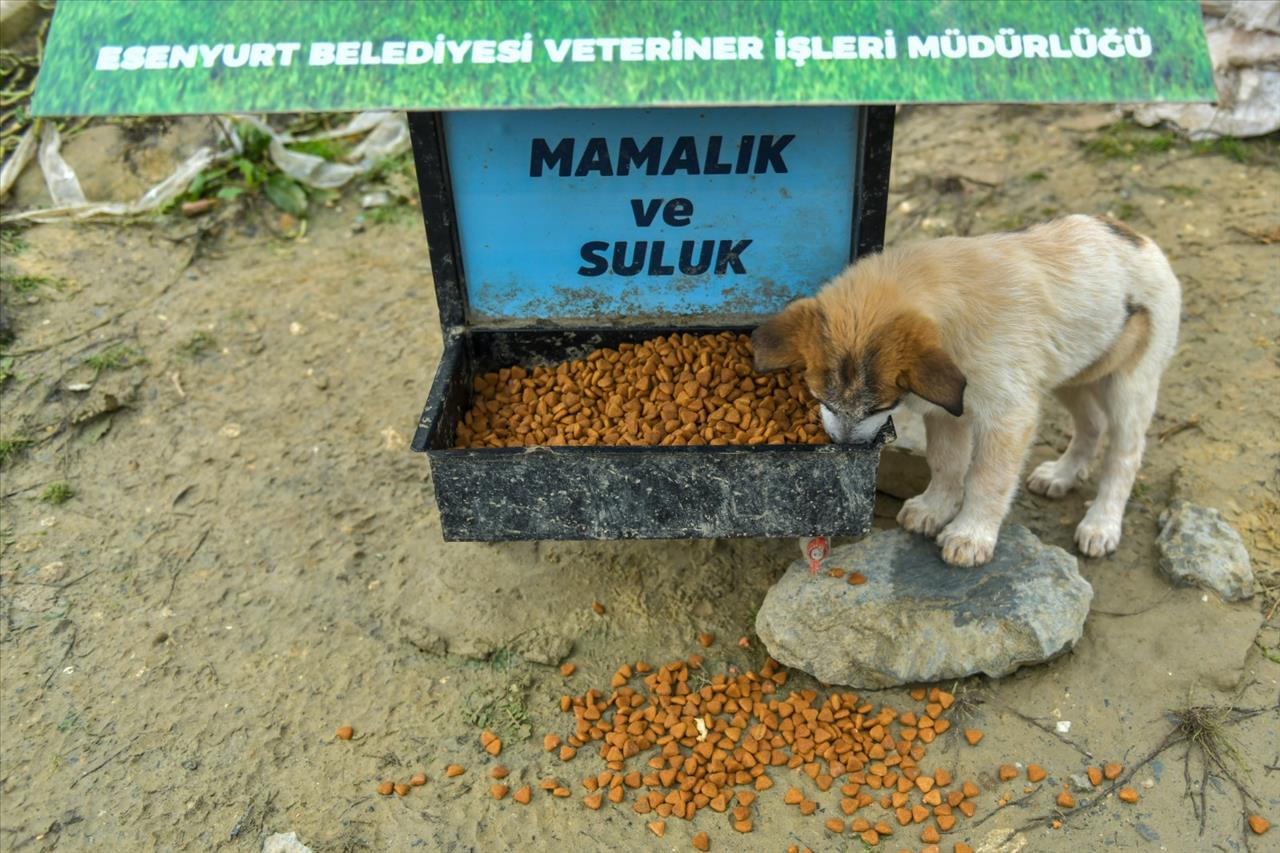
[784,787,803,805]
[584,793,602,810]
[1056,792,1076,809]
[335,725,354,740]
[376,780,394,796]
[552,786,571,798]
[1026,764,1046,783]
[394,782,410,797]
[544,734,561,751]
[485,737,503,756]
[961,781,980,798]
[560,746,577,761]
[958,800,976,818]
[1103,762,1123,780]
[848,572,867,585]
[692,831,711,851]
[1118,787,1138,803]
[410,772,427,787]
[955,844,974,853]
[922,824,941,844]
[592,601,606,616]
[825,818,845,833]
[1087,766,1102,786]
[934,768,952,786]
[490,766,509,779]
[513,785,532,804]
[964,729,983,745]
[648,821,665,837]
[998,764,1017,781]
[698,632,714,647]
[799,800,817,816]
[445,764,464,777]
[491,784,509,800]
[861,830,880,845]
[559,662,577,677]
[1247,815,1270,835]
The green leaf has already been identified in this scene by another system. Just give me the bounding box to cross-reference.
[263,174,308,217]
[216,186,244,200]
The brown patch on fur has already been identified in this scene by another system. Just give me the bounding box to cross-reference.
[873,314,967,416]
[751,298,822,371]
[1096,215,1146,247]
[1063,306,1152,386]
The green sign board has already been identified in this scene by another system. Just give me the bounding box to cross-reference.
[33,0,1215,117]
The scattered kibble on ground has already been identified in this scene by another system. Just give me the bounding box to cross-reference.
[376,780,393,796]
[592,601,606,615]
[691,830,710,850]
[560,662,577,677]
[697,632,714,647]
[1026,764,1046,783]
[1103,762,1123,780]
[410,772,426,787]
[964,729,983,745]
[393,782,410,797]
[1248,815,1270,835]
[1057,791,1076,809]
[1118,787,1138,803]
[445,764,464,777]
[335,725,353,740]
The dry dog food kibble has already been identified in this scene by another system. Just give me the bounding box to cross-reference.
[454,333,826,448]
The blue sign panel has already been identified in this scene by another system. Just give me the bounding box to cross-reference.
[444,107,858,324]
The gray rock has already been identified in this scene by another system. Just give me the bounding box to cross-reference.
[1156,501,1255,601]
[262,832,313,853]
[755,525,1092,688]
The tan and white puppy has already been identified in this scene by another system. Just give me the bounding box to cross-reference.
[753,215,1180,566]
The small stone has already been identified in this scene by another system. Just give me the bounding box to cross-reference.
[755,526,1092,687]
[261,832,315,853]
[1156,501,1255,601]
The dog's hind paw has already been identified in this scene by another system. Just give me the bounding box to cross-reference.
[898,495,958,537]
[937,523,998,567]
[1027,460,1083,498]
[1075,517,1121,557]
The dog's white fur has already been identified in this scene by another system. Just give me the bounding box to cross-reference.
[809,216,1180,565]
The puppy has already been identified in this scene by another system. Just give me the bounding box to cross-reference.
[753,215,1180,566]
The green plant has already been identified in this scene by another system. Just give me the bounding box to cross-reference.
[0,436,33,464]
[0,227,28,255]
[0,355,14,385]
[40,482,75,504]
[1081,123,1177,159]
[179,331,217,359]
[174,122,314,218]
[1025,171,1047,182]
[85,345,145,374]
[4,274,61,293]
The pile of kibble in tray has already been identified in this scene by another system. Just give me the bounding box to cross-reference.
[455,332,828,449]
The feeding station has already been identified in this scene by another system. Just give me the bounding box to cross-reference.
[32,0,1215,542]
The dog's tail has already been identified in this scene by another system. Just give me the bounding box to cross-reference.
[1062,301,1151,387]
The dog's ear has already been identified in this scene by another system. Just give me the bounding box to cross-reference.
[899,346,966,416]
[886,314,966,416]
[752,298,820,372]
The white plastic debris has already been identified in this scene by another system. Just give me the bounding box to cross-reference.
[1,111,411,224]
[262,832,314,853]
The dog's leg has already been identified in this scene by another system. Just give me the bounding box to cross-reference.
[1027,385,1106,498]
[898,411,971,536]
[1075,373,1159,557]
[938,408,1038,567]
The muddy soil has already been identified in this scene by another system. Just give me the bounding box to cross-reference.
[1,105,1277,853]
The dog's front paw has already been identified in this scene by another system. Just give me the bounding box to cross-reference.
[1026,460,1083,499]
[1075,516,1121,557]
[937,523,998,567]
[898,495,959,537]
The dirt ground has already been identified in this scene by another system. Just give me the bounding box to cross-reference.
[1,105,1277,853]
